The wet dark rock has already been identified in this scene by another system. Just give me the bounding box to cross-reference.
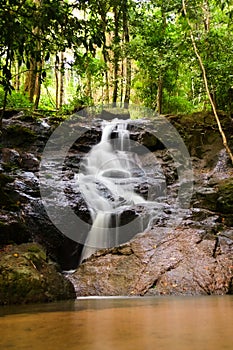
[68,228,233,296]
[71,127,101,153]
[0,211,31,245]
[1,115,53,152]
[14,172,40,197]
[1,148,20,166]
[64,153,83,170]
[0,173,19,211]
[20,152,40,171]
[137,131,159,151]
[169,112,233,168]
[99,109,130,120]
[128,124,163,151]
[71,198,92,225]
[194,186,219,211]
[0,109,23,119]
[0,243,75,305]
[22,200,84,271]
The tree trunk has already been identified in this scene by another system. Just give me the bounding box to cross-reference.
[101,15,110,104]
[34,55,43,110]
[112,5,121,104]
[24,0,43,102]
[202,0,210,32]
[201,0,216,110]
[120,58,124,106]
[124,57,131,106]
[59,52,65,108]
[155,4,166,113]
[34,64,42,110]
[85,57,92,101]
[123,0,131,107]
[157,75,163,114]
[55,55,59,110]
[0,47,12,128]
[26,59,37,103]
[182,0,233,164]
[103,52,110,104]
[15,60,20,91]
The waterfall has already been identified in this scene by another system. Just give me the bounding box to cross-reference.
[78,119,160,262]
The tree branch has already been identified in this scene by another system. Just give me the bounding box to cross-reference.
[182,0,233,165]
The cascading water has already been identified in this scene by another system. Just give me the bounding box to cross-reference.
[77,119,165,262]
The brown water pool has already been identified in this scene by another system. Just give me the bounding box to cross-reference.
[0,296,232,350]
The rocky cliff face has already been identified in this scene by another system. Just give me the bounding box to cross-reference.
[0,109,233,301]
[67,111,233,296]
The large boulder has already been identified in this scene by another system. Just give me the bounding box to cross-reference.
[68,227,233,296]
[0,243,75,305]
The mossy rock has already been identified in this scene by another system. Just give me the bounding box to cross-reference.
[4,124,37,146]
[217,179,233,214]
[0,243,75,305]
[0,174,20,211]
[0,173,14,186]
[0,216,31,245]
[0,192,21,211]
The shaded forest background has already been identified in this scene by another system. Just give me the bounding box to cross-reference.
[1,0,233,117]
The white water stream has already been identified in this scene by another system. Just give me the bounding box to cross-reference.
[77,119,164,262]
[78,120,144,261]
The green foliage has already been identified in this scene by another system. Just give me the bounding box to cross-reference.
[0,0,232,115]
[163,95,198,114]
[0,0,87,112]
[0,88,33,109]
[59,94,94,115]
[38,94,56,111]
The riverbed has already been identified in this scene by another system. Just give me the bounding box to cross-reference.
[0,296,232,350]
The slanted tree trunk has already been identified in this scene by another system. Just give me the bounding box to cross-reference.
[182,0,233,164]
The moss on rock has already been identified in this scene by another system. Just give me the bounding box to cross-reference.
[0,243,76,305]
[217,179,233,214]
[4,124,37,147]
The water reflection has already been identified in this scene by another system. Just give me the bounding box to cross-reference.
[0,296,232,350]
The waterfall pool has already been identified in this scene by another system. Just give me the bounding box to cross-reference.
[0,296,232,350]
